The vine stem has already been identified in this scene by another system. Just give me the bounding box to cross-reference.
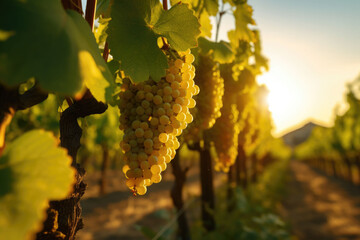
[0,84,48,158]
[215,3,225,42]
[61,0,83,13]
[85,0,97,31]
[160,1,170,50]
[163,0,168,10]
[36,1,108,239]
[64,0,97,105]
[102,42,109,61]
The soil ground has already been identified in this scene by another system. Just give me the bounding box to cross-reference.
[77,166,225,240]
[77,160,360,240]
[281,161,360,240]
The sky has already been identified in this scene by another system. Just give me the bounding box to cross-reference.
[217,0,360,136]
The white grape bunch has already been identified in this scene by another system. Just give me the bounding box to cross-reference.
[185,54,224,142]
[207,64,241,172]
[209,104,240,172]
[117,49,199,195]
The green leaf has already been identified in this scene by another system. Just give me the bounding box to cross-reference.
[170,0,199,8]
[223,0,247,7]
[0,130,75,240]
[107,60,120,77]
[233,3,256,42]
[95,17,111,47]
[107,0,167,83]
[199,10,212,38]
[252,30,269,73]
[204,0,219,16]
[198,37,234,64]
[153,4,201,51]
[0,0,114,102]
[107,0,200,83]
[95,0,112,18]
[170,0,203,14]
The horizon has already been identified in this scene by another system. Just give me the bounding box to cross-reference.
[251,0,360,136]
[214,0,360,136]
[275,117,330,138]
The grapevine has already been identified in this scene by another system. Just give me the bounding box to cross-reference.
[206,64,240,172]
[210,103,240,172]
[185,54,224,142]
[0,0,291,239]
[117,48,199,195]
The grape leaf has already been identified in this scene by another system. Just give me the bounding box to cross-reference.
[170,0,199,8]
[223,0,247,7]
[252,30,269,72]
[153,4,201,51]
[0,0,114,102]
[233,3,256,42]
[0,130,75,240]
[198,37,234,64]
[199,10,212,38]
[204,0,219,16]
[107,0,200,83]
[95,17,111,47]
[95,0,112,18]
[170,0,202,13]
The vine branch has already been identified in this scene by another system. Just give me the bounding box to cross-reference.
[85,0,97,31]
[0,83,48,157]
[163,0,168,11]
[215,3,226,42]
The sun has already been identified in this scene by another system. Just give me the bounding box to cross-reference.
[258,76,305,136]
[267,87,296,117]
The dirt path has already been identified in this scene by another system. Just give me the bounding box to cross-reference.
[282,161,360,240]
[76,168,225,240]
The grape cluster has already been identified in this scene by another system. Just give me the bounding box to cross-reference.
[210,104,240,172]
[185,55,224,142]
[205,64,242,172]
[118,49,199,195]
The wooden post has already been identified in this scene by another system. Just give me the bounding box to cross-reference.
[170,151,191,240]
[99,144,110,196]
[199,142,215,231]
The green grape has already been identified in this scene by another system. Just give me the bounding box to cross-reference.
[132,120,141,129]
[129,160,139,169]
[157,108,166,116]
[145,92,154,101]
[148,155,158,165]
[209,104,240,172]
[159,133,169,143]
[136,185,147,195]
[141,100,150,109]
[140,161,150,170]
[140,122,149,130]
[159,163,167,171]
[153,95,163,105]
[137,152,148,162]
[151,173,162,183]
[135,128,144,138]
[117,49,199,195]
[159,115,170,125]
[144,139,153,148]
[150,117,159,126]
[172,104,182,113]
[150,164,161,174]
[184,54,224,143]
[144,129,153,139]
[143,170,152,180]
